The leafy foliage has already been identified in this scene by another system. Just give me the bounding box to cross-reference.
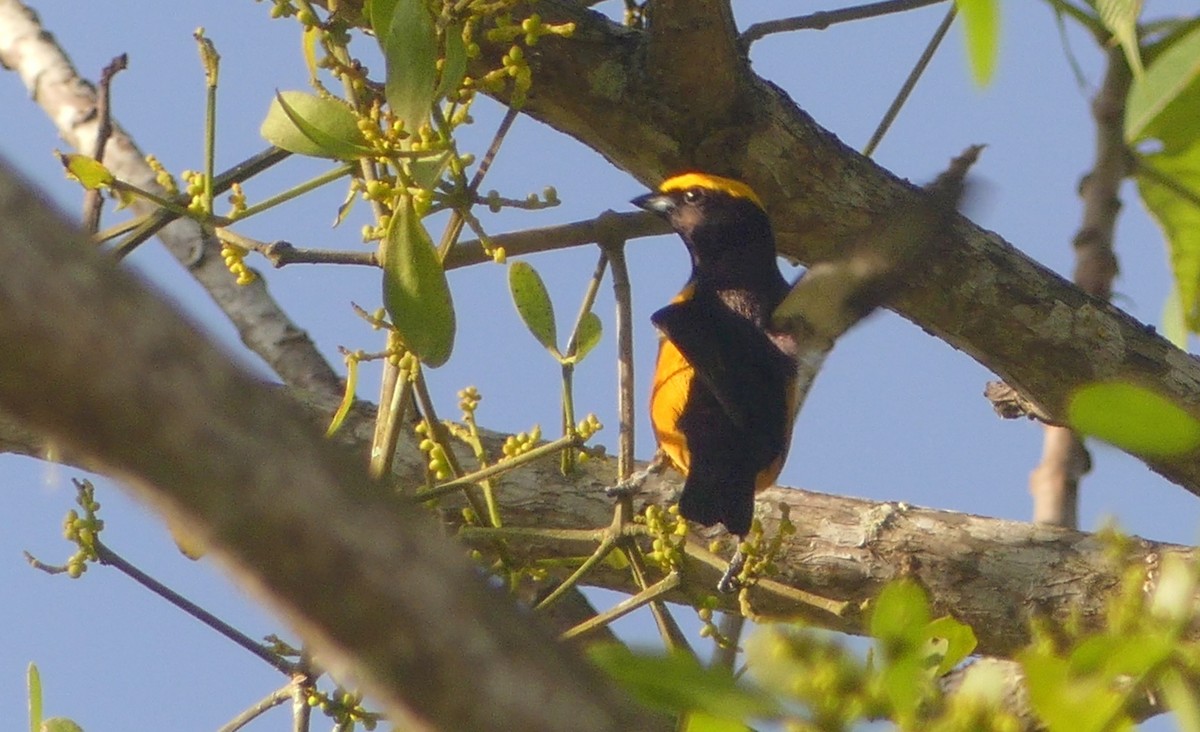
[955,0,1000,86]
[1067,381,1200,457]
[381,198,456,367]
[1126,23,1200,334]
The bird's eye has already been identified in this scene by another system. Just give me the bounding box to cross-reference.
[683,188,704,204]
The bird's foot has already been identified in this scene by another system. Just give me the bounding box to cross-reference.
[716,548,746,595]
[605,452,668,498]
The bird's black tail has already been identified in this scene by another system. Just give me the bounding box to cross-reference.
[678,469,755,537]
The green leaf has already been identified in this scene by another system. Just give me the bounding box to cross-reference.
[1162,282,1189,349]
[879,655,927,725]
[28,663,42,732]
[41,720,84,732]
[955,0,1000,86]
[260,91,372,160]
[1136,141,1200,331]
[1020,650,1132,732]
[381,199,456,366]
[1126,24,1200,145]
[922,615,977,676]
[589,645,778,721]
[407,151,451,191]
[436,22,469,101]
[1162,667,1200,732]
[378,0,439,134]
[869,579,931,653]
[681,712,751,732]
[508,261,559,357]
[367,0,399,41]
[1067,381,1200,457]
[1097,0,1145,79]
[59,153,114,189]
[566,312,603,364]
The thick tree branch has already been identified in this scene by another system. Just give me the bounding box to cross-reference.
[642,0,741,126]
[2,351,1185,664]
[0,0,342,397]
[470,1,1200,498]
[0,159,665,732]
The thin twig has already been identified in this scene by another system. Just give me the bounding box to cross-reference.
[291,675,313,732]
[216,231,379,268]
[535,534,620,611]
[863,5,956,157]
[112,146,291,258]
[446,210,668,270]
[601,231,636,482]
[93,540,297,675]
[413,433,584,501]
[560,571,681,642]
[711,613,746,671]
[217,684,295,732]
[242,210,669,272]
[624,547,694,655]
[741,0,946,46]
[83,54,127,234]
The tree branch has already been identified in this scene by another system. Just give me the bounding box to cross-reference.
[464,1,1200,499]
[740,0,948,46]
[642,0,741,127]
[0,0,342,397]
[0,159,665,732]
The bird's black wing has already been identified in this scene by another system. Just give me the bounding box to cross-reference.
[651,297,794,454]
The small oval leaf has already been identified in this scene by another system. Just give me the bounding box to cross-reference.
[1067,381,1200,457]
[260,91,372,160]
[1125,24,1200,145]
[588,645,778,720]
[508,261,559,356]
[380,0,439,133]
[382,200,456,367]
[569,312,603,364]
[59,153,114,189]
[407,151,451,191]
[436,22,469,101]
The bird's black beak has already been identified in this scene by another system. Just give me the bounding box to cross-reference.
[631,191,675,215]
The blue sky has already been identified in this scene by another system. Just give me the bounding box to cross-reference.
[1,1,1196,729]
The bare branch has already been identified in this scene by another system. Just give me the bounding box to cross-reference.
[741,0,948,46]
[643,0,742,127]
[0,0,342,397]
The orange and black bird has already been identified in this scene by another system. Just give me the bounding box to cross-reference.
[632,173,799,544]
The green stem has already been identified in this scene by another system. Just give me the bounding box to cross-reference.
[228,163,355,221]
[414,433,582,501]
[535,535,619,612]
[560,571,681,642]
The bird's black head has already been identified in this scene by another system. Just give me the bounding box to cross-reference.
[632,173,775,276]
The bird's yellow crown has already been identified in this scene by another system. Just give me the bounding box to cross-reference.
[659,173,764,209]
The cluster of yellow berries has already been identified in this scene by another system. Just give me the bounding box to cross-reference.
[144,155,178,195]
[575,413,603,441]
[61,482,103,579]
[181,170,209,215]
[415,420,453,481]
[220,239,257,286]
[501,425,543,459]
[457,386,481,417]
[641,504,687,572]
[265,0,296,20]
[304,687,379,730]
